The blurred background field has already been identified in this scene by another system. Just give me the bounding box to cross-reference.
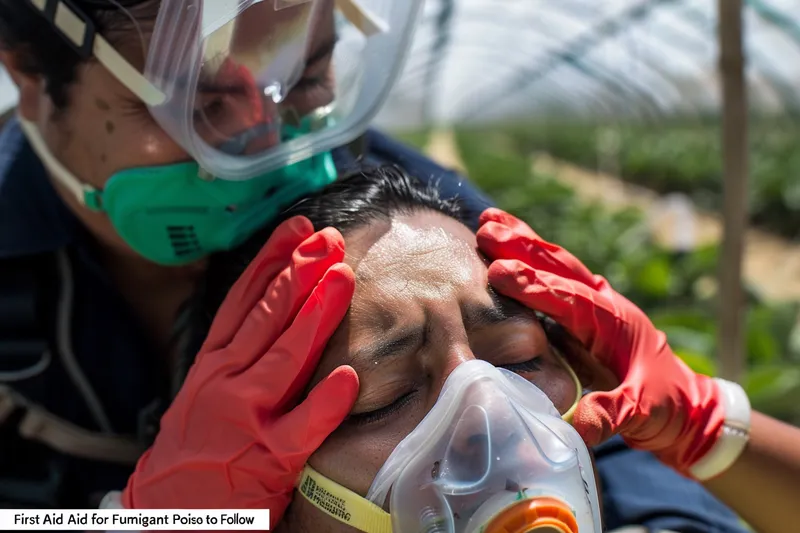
[2,1,799,422]
[392,125,800,425]
[363,0,800,425]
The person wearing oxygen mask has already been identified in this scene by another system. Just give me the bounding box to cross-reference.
[152,166,800,533]
[0,1,774,532]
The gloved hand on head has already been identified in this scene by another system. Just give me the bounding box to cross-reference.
[476,207,750,481]
[122,216,359,529]
[121,202,748,533]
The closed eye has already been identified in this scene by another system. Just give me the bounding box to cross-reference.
[343,356,542,428]
[498,355,543,374]
[346,390,419,427]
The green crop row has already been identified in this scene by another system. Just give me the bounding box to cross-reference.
[492,119,800,240]
[392,128,800,423]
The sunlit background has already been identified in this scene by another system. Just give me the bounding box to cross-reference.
[2,0,799,424]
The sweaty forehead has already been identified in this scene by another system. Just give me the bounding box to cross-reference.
[343,211,488,321]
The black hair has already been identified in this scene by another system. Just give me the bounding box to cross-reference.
[0,0,159,109]
[173,165,479,389]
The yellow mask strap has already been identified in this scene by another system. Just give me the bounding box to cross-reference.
[298,466,392,533]
[553,346,582,425]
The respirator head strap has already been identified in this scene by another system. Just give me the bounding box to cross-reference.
[298,466,392,533]
[27,0,96,58]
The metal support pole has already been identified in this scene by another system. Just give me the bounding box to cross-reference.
[717,0,748,383]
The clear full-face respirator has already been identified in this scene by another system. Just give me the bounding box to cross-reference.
[20,0,423,266]
[298,318,603,533]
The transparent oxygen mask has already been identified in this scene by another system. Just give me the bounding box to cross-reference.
[143,0,423,180]
[365,359,603,533]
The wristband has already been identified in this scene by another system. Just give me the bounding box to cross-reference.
[99,491,124,509]
[689,378,751,481]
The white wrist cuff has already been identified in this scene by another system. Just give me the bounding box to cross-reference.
[99,491,124,509]
[98,492,133,533]
[688,378,751,481]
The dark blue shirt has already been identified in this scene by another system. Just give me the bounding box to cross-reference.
[0,118,746,531]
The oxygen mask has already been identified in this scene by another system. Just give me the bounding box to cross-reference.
[299,353,602,533]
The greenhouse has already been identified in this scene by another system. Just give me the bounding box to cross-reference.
[1,0,798,424]
[372,0,800,424]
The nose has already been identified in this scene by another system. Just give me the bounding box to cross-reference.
[194,59,284,157]
[435,373,573,497]
[212,89,282,156]
[432,342,478,396]
[437,381,528,492]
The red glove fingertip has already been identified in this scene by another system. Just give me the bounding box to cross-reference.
[315,365,360,415]
[486,259,561,308]
[571,389,637,448]
[309,263,356,320]
[293,227,346,266]
[269,366,360,467]
[478,207,509,227]
[243,216,316,292]
[478,208,539,240]
[476,221,527,258]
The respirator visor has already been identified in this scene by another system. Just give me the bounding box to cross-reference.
[144,0,422,180]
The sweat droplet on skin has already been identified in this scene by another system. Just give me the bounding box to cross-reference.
[357,220,482,301]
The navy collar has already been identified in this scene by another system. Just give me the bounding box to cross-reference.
[0,117,77,258]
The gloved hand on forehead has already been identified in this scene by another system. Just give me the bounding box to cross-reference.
[122,216,359,528]
[475,207,727,478]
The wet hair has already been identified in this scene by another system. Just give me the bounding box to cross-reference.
[0,0,159,109]
[174,165,478,388]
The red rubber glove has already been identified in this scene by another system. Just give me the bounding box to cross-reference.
[476,208,725,476]
[123,216,359,528]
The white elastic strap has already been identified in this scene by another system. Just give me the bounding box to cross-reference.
[93,36,166,106]
[335,0,388,36]
[17,118,91,207]
[689,378,752,481]
[28,0,165,106]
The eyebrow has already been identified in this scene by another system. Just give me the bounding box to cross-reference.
[351,328,426,366]
[350,287,534,367]
[462,288,532,331]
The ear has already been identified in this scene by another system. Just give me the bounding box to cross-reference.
[0,49,45,122]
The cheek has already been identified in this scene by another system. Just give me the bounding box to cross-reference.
[308,417,419,498]
[49,74,189,189]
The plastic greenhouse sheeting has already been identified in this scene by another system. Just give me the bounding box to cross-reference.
[0,1,798,127]
[374,0,800,129]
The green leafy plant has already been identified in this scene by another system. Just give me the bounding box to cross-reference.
[499,119,800,240]
[391,127,800,423]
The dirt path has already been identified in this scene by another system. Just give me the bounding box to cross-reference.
[424,128,467,174]
[424,128,800,302]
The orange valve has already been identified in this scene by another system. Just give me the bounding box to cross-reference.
[482,496,579,533]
